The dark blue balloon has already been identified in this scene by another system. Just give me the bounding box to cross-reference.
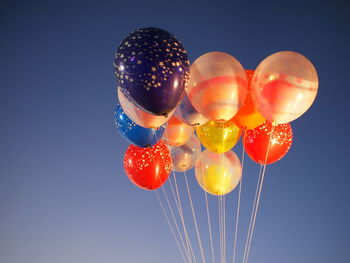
[114,27,190,116]
[114,105,166,147]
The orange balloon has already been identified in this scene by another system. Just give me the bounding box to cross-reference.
[162,115,195,147]
[231,70,265,129]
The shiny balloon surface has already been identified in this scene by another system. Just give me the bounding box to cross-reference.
[124,141,172,190]
[195,150,242,196]
[162,115,195,147]
[115,27,190,116]
[118,88,173,129]
[244,121,293,164]
[169,134,201,172]
[196,120,241,153]
[231,70,265,129]
[187,52,247,121]
[174,93,208,126]
[251,51,318,124]
[114,105,166,147]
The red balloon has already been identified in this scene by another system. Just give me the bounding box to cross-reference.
[244,121,293,164]
[123,141,172,190]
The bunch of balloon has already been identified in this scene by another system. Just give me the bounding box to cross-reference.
[114,27,192,190]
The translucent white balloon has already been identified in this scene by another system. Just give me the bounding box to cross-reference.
[174,94,209,126]
[187,52,247,121]
[169,134,201,172]
[195,150,242,196]
[251,51,319,124]
[118,88,173,129]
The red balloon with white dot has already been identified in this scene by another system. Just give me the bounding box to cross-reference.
[123,141,172,190]
[243,121,293,164]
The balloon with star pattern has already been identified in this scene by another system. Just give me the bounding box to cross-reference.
[114,27,190,116]
[243,121,293,164]
[124,141,172,190]
[114,105,166,148]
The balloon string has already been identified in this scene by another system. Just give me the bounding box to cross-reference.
[173,172,198,263]
[167,170,193,260]
[232,139,245,263]
[221,123,225,263]
[223,194,226,263]
[244,124,275,263]
[221,197,223,263]
[154,133,193,263]
[160,175,193,262]
[168,175,193,262]
[218,197,222,263]
[201,150,216,263]
[156,190,189,263]
[167,172,181,211]
[219,196,224,263]
[242,164,263,263]
[156,169,192,262]
[184,171,206,263]
[205,189,215,263]
[222,197,224,263]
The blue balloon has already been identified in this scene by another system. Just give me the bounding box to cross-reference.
[114,27,190,116]
[114,105,166,147]
[174,94,208,126]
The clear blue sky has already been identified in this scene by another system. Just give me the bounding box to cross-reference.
[1,0,349,262]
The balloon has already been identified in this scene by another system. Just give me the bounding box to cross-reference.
[231,70,265,129]
[174,93,208,126]
[162,115,195,147]
[187,52,247,121]
[114,105,166,147]
[114,27,190,116]
[251,51,318,124]
[196,120,241,153]
[169,134,201,172]
[244,121,293,164]
[195,150,242,196]
[124,141,172,190]
[118,88,174,129]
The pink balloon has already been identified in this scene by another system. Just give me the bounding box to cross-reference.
[118,88,174,129]
[251,51,319,124]
[187,52,247,121]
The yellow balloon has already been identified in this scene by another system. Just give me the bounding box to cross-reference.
[195,150,242,196]
[196,120,241,153]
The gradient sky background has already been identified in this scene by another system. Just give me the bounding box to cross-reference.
[1,0,350,262]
